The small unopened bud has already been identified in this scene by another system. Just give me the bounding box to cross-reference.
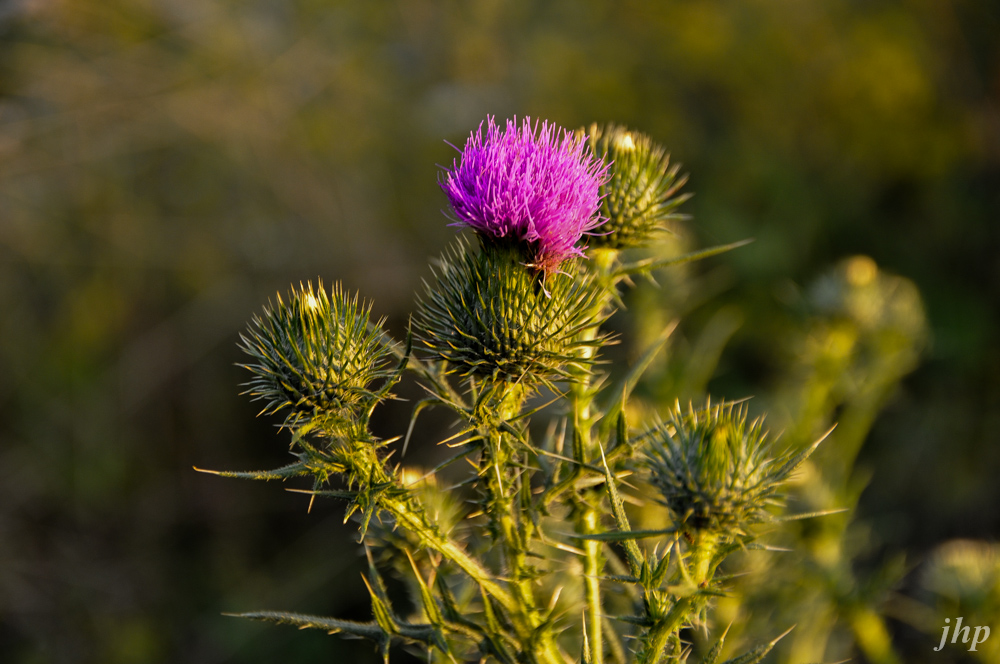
[614,132,635,152]
[642,400,806,537]
[582,123,691,250]
[238,281,394,435]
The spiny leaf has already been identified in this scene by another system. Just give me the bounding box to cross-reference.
[478,587,518,664]
[614,239,754,279]
[720,625,794,664]
[582,612,593,664]
[192,461,309,481]
[698,622,732,664]
[650,540,677,588]
[434,574,487,639]
[285,488,358,500]
[405,551,445,627]
[402,398,441,456]
[599,320,678,438]
[602,574,640,584]
[227,610,385,638]
[771,424,836,480]
[598,441,644,576]
[362,574,399,636]
[575,527,680,542]
[608,614,654,627]
[776,507,850,522]
[616,410,628,452]
[362,547,400,634]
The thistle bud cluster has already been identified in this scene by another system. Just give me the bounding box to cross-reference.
[808,255,926,342]
[206,116,839,664]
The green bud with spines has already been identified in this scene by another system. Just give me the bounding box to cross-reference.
[642,400,804,538]
[414,238,607,387]
[238,281,394,435]
[582,123,691,250]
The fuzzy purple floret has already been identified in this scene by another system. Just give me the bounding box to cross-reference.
[441,117,609,271]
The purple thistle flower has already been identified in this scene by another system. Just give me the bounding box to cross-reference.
[441,116,609,272]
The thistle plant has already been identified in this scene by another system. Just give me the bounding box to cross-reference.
[201,116,837,664]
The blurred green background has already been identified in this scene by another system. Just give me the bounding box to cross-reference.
[0,1,997,662]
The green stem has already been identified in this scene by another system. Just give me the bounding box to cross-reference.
[393,499,514,606]
[688,531,720,585]
[494,386,536,614]
[339,440,520,616]
[640,609,683,664]
[583,507,604,664]
[847,606,902,664]
[571,248,618,664]
[488,425,537,615]
[639,531,720,664]
[479,384,567,664]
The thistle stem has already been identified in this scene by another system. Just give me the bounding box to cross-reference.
[583,507,604,664]
[476,384,567,664]
[688,531,720,586]
[336,440,520,617]
[638,531,720,664]
[570,247,619,664]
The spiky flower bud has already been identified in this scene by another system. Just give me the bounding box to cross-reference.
[238,281,394,434]
[415,240,605,385]
[642,401,803,537]
[582,123,690,249]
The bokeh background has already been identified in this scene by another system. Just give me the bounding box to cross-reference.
[0,1,997,662]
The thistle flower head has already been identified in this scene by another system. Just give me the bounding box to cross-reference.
[415,239,605,386]
[440,116,609,273]
[582,123,690,249]
[642,401,806,537]
[238,281,394,434]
